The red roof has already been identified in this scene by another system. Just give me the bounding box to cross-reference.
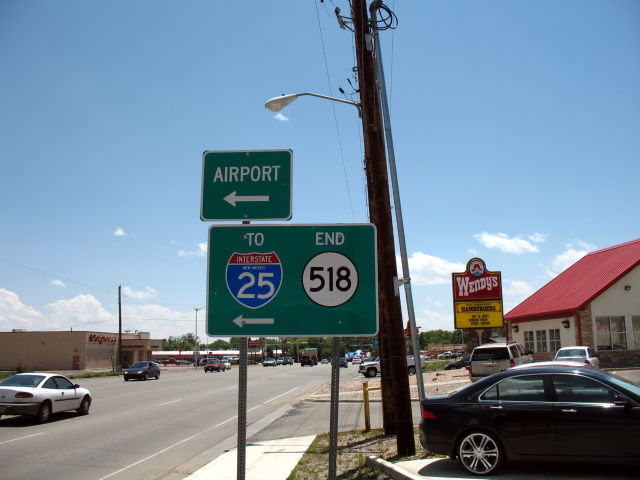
[506,238,640,321]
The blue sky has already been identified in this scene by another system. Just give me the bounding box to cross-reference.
[1,1,638,341]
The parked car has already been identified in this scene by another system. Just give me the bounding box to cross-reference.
[162,358,179,366]
[276,358,284,365]
[419,365,640,475]
[220,359,231,370]
[281,357,294,365]
[339,357,348,368]
[554,346,600,368]
[124,361,161,381]
[204,359,225,372]
[468,342,533,381]
[437,351,454,359]
[177,359,192,366]
[320,358,329,364]
[444,355,470,370]
[0,373,91,423]
[358,356,416,377]
[263,358,277,367]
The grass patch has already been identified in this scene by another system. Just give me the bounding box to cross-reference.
[68,371,122,379]
[287,427,441,480]
[422,360,449,372]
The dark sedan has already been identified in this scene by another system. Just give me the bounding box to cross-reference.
[124,361,160,381]
[419,365,640,475]
[444,355,470,370]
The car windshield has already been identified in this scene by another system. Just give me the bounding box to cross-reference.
[0,374,46,388]
[556,349,586,358]
[131,362,149,368]
[472,348,509,361]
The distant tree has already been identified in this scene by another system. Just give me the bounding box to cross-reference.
[209,339,231,350]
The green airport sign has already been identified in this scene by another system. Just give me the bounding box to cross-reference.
[200,150,292,221]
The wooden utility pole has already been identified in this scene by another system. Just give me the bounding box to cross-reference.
[352,0,415,456]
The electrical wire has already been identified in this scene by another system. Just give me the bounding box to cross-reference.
[315,0,356,222]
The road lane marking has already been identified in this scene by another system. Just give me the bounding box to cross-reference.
[0,432,44,446]
[99,386,299,479]
[158,399,182,406]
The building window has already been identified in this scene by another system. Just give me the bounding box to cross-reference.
[632,316,640,350]
[549,328,561,352]
[524,331,534,353]
[535,330,548,353]
[596,316,627,350]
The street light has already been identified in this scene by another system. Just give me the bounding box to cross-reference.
[265,93,360,115]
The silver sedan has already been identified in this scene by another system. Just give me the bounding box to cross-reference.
[0,372,91,423]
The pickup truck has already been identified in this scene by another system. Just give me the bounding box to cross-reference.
[358,356,416,378]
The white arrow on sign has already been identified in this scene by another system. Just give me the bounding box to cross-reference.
[224,191,270,207]
[232,315,275,328]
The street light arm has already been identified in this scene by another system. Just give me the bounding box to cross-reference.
[264,93,360,113]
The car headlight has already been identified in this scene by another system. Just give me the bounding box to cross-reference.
[137,370,143,374]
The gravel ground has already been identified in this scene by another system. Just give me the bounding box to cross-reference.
[309,368,470,401]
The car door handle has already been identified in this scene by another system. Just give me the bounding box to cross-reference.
[489,405,503,410]
[561,408,577,413]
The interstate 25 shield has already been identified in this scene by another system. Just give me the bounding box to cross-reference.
[225,252,283,309]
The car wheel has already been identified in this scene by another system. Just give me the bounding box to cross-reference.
[366,368,377,378]
[124,377,129,381]
[408,366,416,375]
[36,401,52,424]
[458,431,503,475]
[77,395,91,416]
[156,372,160,379]
[143,372,148,381]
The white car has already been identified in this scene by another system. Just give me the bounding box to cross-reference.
[0,372,92,423]
[221,359,231,370]
[554,346,600,369]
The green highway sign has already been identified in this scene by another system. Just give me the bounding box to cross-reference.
[206,224,378,337]
[200,150,292,221]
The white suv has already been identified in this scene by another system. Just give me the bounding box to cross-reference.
[468,342,533,381]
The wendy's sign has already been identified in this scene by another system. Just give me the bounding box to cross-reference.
[452,258,504,329]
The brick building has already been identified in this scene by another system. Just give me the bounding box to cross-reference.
[505,238,640,367]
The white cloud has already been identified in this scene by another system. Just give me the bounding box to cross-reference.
[546,241,596,278]
[528,232,549,244]
[121,286,157,300]
[51,279,66,288]
[468,248,477,256]
[415,308,454,332]
[400,252,465,286]
[474,232,542,254]
[0,288,43,330]
[274,113,289,122]
[45,294,114,328]
[178,242,207,258]
[503,279,535,311]
[113,228,126,237]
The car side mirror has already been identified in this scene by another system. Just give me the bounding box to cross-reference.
[613,395,630,407]
[74,384,80,389]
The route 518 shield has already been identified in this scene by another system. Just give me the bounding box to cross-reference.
[225,252,283,309]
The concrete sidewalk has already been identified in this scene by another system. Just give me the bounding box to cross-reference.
[185,435,316,480]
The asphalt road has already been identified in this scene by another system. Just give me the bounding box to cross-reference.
[0,364,366,480]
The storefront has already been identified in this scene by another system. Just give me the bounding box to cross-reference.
[505,238,640,367]
[0,330,162,371]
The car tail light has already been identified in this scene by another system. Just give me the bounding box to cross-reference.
[15,392,33,398]
[466,364,472,375]
[510,359,515,368]
[421,409,437,420]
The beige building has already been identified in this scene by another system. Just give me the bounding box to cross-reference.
[0,330,162,371]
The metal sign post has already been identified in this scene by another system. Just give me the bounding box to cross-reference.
[237,336,247,480]
[328,337,341,480]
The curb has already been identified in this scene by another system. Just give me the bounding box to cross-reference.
[365,455,424,480]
